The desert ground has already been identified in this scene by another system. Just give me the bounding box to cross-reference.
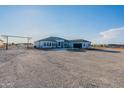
[0,48,124,88]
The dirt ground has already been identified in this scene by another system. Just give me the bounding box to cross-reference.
[0,48,124,88]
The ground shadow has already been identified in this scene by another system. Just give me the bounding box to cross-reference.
[36,48,66,51]
[35,48,87,52]
[35,48,121,53]
[87,48,121,53]
[66,49,87,52]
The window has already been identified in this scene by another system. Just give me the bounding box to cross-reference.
[44,42,46,46]
[52,43,54,46]
[47,42,49,46]
[58,42,60,46]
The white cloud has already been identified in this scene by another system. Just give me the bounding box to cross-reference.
[100,27,124,40]
[92,27,124,44]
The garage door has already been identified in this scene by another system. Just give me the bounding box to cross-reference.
[73,43,82,48]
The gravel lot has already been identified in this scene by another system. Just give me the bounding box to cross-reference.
[0,48,124,88]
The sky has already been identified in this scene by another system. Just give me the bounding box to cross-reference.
[0,5,124,44]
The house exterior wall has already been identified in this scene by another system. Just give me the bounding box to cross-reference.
[82,42,91,48]
[69,42,91,49]
[35,41,57,48]
[64,42,69,48]
[34,41,40,48]
[85,42,91,48]
[56,40,65,48]
[34,38,91,49]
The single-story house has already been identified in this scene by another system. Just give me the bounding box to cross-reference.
[34,36,91,49]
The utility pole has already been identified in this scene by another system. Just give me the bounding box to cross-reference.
[27,37,31,49]
[6,36,8,50]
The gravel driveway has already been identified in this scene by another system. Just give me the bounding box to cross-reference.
[0,48,124,88]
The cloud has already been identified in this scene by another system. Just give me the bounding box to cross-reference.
[92,27,124,44]
[100,27,124,40]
